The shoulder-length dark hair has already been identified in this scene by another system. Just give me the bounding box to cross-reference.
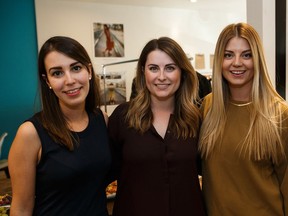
[127,36,200,139]
[38,36,101,150]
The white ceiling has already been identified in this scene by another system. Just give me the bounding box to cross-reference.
[62,0,243,10]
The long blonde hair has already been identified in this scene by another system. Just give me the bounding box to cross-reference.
[126,37,200,139]
[199,23,287,164]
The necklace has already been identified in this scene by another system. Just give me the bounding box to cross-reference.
[230,101,252,107]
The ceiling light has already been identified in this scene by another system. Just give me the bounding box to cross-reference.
[190,0,197,2]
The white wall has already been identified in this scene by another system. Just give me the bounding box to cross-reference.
[35,0,246,114]
[246,0,276,87]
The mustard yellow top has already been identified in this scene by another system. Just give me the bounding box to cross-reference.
[201,94,288,216]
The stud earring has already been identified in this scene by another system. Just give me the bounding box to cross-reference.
[49,86,52,89]
[89,77,92,80]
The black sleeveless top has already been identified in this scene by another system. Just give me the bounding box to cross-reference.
[30,109,111,216]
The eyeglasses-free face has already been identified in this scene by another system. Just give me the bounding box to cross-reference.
[144,49,181,103]
[222,37,254,100]
[44,51,92,110]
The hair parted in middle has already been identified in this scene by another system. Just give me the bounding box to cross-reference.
[126,36,200,139]
[199,23,287,163]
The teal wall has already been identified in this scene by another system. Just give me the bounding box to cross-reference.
[0,0,39,159]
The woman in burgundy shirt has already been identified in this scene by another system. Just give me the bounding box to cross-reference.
[108,37,206,216]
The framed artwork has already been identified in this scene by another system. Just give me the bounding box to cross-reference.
[98,71,126,106]
[210,54,214,69]
[93,23,125,57]
[195,54,205,70]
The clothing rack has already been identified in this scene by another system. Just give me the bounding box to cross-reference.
[101,59,138,112]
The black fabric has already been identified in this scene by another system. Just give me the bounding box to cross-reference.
[30,110,111,216]
[108,102,206,216]
[197,72,212,100]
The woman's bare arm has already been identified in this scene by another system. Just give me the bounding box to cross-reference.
[8,122,41,216]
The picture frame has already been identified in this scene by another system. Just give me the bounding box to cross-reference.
[93,22,125,58]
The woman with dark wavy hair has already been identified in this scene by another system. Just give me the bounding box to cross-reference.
[108,37,206,216]
[9,36,111,215]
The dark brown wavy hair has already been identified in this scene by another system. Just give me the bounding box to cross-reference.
[127,37,200,139]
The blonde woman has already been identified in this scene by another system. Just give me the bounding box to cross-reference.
[199,22,288,216]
